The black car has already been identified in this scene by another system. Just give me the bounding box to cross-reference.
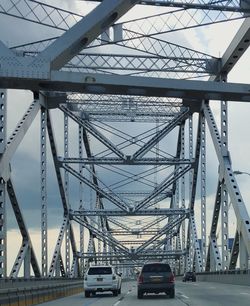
[137,262,175,299]
[182,271,196,282]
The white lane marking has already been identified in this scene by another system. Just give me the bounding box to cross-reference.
[240,292,250,296]
[180,294,189,299]
[208,286,216,289]
[113,301,121,306]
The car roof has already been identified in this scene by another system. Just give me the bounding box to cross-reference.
[88,265,113,268]
[143,262,169,265]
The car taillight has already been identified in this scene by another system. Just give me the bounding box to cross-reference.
[112,275,116,280]
[169,273,175,283]
[138,274,144,284]
[84,276,87,281]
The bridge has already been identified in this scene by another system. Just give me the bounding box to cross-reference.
[0,0,250,305]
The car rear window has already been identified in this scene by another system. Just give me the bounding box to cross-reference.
[88,267,112,275]
[142,263,171,273]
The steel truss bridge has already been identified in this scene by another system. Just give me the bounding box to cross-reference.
[0,0,250,280]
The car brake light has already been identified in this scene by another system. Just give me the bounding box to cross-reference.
[138,275,144,284]
[169,273,175,283]
[112,275,116,280]
[84,276,87,281]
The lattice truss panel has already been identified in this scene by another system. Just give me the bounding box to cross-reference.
[0,0,250,278]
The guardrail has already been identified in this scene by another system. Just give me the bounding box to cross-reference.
[175,270,250,286]
[196,269,250,286]
[0,278,84,306]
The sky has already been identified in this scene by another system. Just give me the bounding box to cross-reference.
[1,0,250,274]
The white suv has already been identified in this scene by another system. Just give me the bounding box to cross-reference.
[84,265,122,297]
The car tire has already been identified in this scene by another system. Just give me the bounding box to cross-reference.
[137,290,143,299]
[169,289,175,299]
[85,291,90,298]
[113,290,118,296]
[118,287,121,294]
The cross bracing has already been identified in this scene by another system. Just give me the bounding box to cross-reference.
[0,0,250,279]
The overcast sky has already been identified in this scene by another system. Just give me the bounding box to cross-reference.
[1,0,250,273]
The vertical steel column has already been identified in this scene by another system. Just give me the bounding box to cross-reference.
[64,114,70,275]
[239,233,248,270]
[187,115,193,271]
[220,87,229,270]
[180,123,186,274]
[41,107,48,277]
[79,126,84,276]
[24,246,31,278]
[0,89,6,278]
[175,158,180,274]
[200,114,206,271]
[96,196,101,264]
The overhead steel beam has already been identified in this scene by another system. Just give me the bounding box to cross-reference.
[87,0,249,12]
[33,0,139,70]
[71,208,188,217]
[77,250,186,260]
[60,157,192,165]
[2,71,250,102]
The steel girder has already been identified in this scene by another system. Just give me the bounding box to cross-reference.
[203,103,250,262]
[134,164,192,211]
[78,250,186,260]
[1,0,250,277]
[0,98,41,182]
[7,179,41,278]
[34,0,140,70]
[87,0,248,12]
[2,70,250,102]
[61,157,192,165]
[206,180,223,271]
[59,105,125,159]
[62,164,129,212]
[132,108,190,159]
[71,208,188,217]
[71,214,130,256]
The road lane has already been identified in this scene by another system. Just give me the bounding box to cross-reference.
[38,280,250,306]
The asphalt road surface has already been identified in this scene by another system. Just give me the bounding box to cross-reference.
[39,280,250,306]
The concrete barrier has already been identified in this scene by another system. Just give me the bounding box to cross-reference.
[196,270,250,286]
[176,270,250,286]
[0,279,84,306]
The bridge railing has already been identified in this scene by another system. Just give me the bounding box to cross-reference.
[0,278,84,306]
[186,269,250,286]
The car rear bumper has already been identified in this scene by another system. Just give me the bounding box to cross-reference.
[183,277,196,281]
[84,283,119,292]
[138,282,174,293]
